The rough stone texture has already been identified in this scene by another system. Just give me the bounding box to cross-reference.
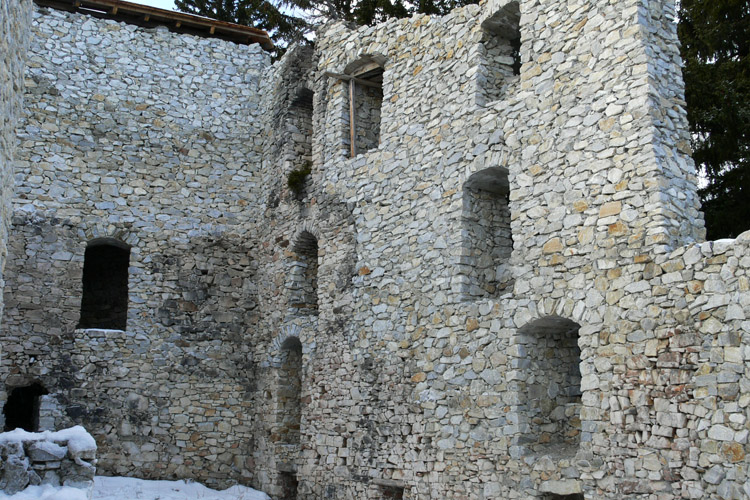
[0,0,33,353]
[1,0,748,499]
[0,428,96,495]
[2,5,267,487]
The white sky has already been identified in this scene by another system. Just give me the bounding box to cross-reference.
[135,0,176,11]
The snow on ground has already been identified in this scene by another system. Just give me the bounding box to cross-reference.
[0,485,86,500]
[0,476,270,500]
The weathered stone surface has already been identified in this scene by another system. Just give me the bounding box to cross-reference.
[28,442,67,462]
[0,455,30,494]
[0,430,95,496]
[0,0,748,498]
[0,0,33,366]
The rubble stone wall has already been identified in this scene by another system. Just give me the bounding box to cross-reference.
[0,0,32,327]
[0,426,96,495]
[1,0,748,498]
[288,0,745,497]
[1,5,268,488]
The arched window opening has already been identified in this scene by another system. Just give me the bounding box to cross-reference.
[343,55,384,157]
[3,383,48,432]
[518,316,582,456]
[479,1,521,104]
[278,337,302,446]
[459,166,513,300]
[78,239,130,330]
[289,232,318,315]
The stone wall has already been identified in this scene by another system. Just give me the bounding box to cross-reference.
[283,0,745,497]
[0,0,32,326]
[2,5,268,488]
[2,0,749,498]
[0,426,96,495]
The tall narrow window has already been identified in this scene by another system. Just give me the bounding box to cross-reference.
[288,88,313,168]
[286,88,314,199]
[479,1,521,104]
[343,56,385,157]
[278,336,302,446]
[289,231,318,315]
[459,166,513,299]
[518,316,582,456]
[3,383,48,432]
[78,239,130,330]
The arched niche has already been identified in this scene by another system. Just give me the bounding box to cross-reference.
[516,316,582,456]
[478,1,521,104]
[459,166,513,299]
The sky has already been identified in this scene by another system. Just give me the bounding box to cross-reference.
[136,0,177,11]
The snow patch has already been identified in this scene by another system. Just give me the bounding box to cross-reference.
[0,476,271,500]
[0,426,96,455]
[0,484,88,500]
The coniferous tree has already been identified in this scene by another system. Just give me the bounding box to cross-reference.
[174,0,479,51]
[678,0,750,239]
[173,0,310,50]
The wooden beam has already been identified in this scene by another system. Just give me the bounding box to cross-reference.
[324,71,381,89]
[349,78,357,158]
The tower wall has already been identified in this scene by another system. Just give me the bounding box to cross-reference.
[2,5,270,487]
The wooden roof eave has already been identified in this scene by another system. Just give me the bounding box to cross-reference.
[34,0,274,50]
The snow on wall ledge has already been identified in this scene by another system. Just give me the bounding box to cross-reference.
[0,426,96,495]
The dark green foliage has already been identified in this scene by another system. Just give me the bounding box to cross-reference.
[173,0,310,51]
[678,0,750,239]
[413,0,477,16]
[287,162,312,197]
[175,0,480,53]
[296,0,478,26]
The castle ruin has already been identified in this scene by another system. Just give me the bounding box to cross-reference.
[1,0,749,498]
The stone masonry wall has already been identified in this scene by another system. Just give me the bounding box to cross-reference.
[2,5,268,488]
[0,0,33,327]
[283,0,746,497]
[0,426,96,495]
[2,0,748,498]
